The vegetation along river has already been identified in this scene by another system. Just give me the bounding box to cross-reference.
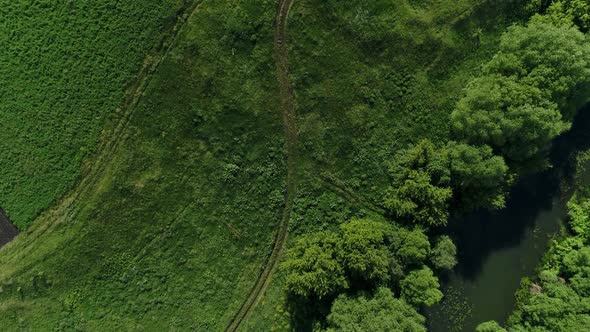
[427,104,590,332]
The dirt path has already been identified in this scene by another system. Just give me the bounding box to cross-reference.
[224,0,297,330]
[0,1,204,263]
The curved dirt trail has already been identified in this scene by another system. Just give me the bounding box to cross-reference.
[225,0,297,330]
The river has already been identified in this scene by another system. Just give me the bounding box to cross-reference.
[427,104,590,331]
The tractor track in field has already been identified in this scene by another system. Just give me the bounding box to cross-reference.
[1,1,203,261]
[224,0,298,330]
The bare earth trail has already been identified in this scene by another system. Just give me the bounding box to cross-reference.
[225,0,298,330]
[0,1,204,266]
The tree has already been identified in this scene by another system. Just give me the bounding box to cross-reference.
[282,231,348,299]
[385,139,509,225]
[325,288,426,332]
[387,139,450,187]
[452,20,590,165]
[430,236,457,270]
[451,74,569,162]
[476,321,507,332]
[394,227,431,266]
[340,219,393,283]
[385,170,452,226]
[400,266,443,307]
[542,0,590,32]
[445,142,509,210]
[488,20,590,110]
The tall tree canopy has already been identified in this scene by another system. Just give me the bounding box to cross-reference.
[452,20,590,164]
[340,219,393,283]
[326,288,426,332]
[430,235,458,271]
[283,231,348,299]
[384,139,453,227]
[400,266,443,307]
[385,139,508,226]
[282,218,442,310]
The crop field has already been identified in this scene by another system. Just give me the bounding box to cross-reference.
[0,0,187,228]
[1,0,589,331]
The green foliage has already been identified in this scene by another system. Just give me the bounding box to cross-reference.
[452,20,590,164]
[283,231,348,299]
[394,228,431,266]
[451,74,569,162]
[0,0,185,228]
[430,235,458,270]
[283,218,435,299]
[534,0,590,31]
[476,321,507,332]
[281,217,445,322]
[492,20,590,109]
[340,219,394,283]
[385,170,453,227]
[400,266,443,307]
[385,140,452,227]
[385,139,509,225]
[508,190,590,331]
[445,142,509,210]
[325,288,426,332]
[567,198,590,236]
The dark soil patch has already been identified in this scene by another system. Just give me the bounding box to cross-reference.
[0,209,18,248]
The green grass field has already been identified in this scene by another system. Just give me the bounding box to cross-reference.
[0,0,187,228]
[0,0,569,330]
[0,0,286,329]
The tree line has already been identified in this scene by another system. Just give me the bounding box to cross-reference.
[281,0,590,330]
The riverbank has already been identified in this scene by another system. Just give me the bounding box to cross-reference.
[502,152,590,331]
[427,104,590,331]
[0,209,18,248]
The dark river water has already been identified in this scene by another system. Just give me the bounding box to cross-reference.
[427,104,590,332]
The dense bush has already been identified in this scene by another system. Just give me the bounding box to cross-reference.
[282,217,452,323]
[325,288,426,332]
[430,235,458,271]
[282,231,348,299]
[384,139,508,226]
[452,20,590,164]
[400,266,443,307]
[528,0,590,31]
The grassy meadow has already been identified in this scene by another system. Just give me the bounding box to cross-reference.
[0,0,286,329]
[0,0,187,228]
[0,0,569,331]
